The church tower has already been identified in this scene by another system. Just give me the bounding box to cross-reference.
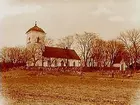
[26,21,46,48]
[26,21,46,66]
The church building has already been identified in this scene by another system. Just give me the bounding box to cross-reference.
[26,22,80,67]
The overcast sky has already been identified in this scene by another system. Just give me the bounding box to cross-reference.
[0,0,140,49]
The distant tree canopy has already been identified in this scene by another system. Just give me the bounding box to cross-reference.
[75,32,99,66]
[1,29,140,69]
[0,46,25,63]
[118,29,140,70]
[56,35,74,49]
[45,38,54,46]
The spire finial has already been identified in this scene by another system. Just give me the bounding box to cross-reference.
[35,21,37,26]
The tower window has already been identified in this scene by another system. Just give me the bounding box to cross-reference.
[28,37,31,43]
[36,37,40,43]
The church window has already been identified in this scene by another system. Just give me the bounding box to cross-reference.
[73,62,75,67]
[28,37,31,43]
[55,60,57,67]
[48,59,51,67]
[61,61,64,67]
[66,60,69,67]
[36,37,40,43]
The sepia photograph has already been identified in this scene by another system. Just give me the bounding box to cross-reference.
[0,0,140,105]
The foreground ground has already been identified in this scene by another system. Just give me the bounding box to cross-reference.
[1,69,140,105]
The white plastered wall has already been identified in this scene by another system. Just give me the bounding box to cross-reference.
[26,31,46,66]
[26,31,46,47]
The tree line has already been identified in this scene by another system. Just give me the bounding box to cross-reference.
[0,29,140,70]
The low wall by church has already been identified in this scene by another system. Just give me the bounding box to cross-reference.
[27,59,81,67]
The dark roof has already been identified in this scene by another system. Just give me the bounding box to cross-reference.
[43,46,80,60]
[26,24,46,34]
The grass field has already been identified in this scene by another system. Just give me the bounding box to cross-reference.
[1,69,140,105]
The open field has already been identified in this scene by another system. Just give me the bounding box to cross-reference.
[1,69,140,105]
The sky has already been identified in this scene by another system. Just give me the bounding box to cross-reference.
[0,0,140,49]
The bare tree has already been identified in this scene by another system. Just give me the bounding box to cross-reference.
[0,47,24,63]
[0,47,10,62]
[55,35,74,66]
[45,38,54,46]
[92,38,108,69]
[107,40,125,66]
[118,29,140,70]
[21,47,32,64]
[76,32,98,67]
[0,45,46,67]
[0,46,32,67]
[56,35,74,49]
[91,39,125,69]
[27,44,43,66]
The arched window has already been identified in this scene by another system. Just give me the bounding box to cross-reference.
[66,61,69,67]
[61,61,64,67]
[48,59,51,67]
[36,37,40,43]
[73,62,75,67]
[55,60,57,67]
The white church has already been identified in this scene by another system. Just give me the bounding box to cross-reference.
[26,22,81,67]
